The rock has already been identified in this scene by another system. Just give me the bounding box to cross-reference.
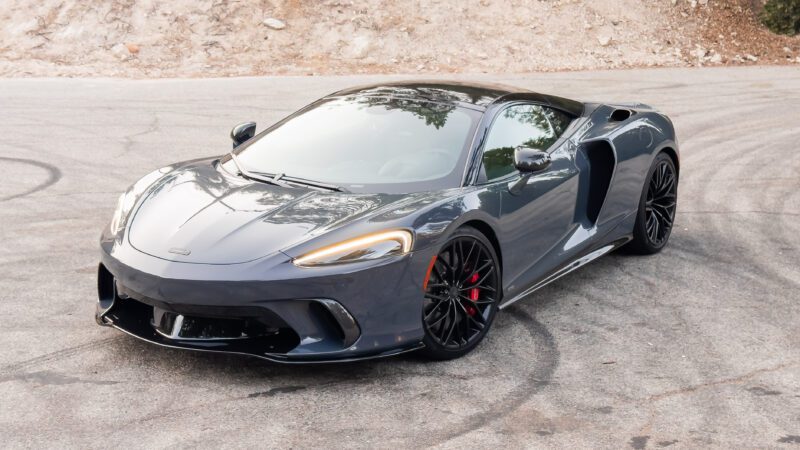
[691,46,707,59]
[110,43,128,59]
[263,18,286,30]
[710,53,722,63]
[699,0,708,5]
[783,47,792,53]
[744,53,758,62]
[598,35,612,47]
[125,43,140,55]
[347,35,371,59]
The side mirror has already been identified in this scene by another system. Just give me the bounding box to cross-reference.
[514,146,551,173]
[509,147,552,195]
[230,122,256,148]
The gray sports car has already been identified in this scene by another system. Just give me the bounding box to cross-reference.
[96,81,679,362]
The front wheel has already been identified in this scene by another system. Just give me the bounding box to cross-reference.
[626,153,678,254]
[419,227,500,360]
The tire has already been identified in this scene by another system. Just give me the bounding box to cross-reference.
[625,152,678,255]
[419,226,501,360]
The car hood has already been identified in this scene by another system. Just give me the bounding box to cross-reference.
[127,161,415,264]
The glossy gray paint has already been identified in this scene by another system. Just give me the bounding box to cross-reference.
[97,81,678,362]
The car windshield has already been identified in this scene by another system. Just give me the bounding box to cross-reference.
[225,96,481,193]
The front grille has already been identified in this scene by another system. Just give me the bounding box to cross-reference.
[105,296,301,354]
[153,307,278,341]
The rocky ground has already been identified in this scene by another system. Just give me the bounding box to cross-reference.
[0,0,798,78]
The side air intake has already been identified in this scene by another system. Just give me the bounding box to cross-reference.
[609,109,634,122]
[574,140,616,226]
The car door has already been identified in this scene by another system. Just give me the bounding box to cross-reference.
[476,103,581,299]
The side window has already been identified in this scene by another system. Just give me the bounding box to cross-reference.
[544,108,573,136]
[480,104,570,182]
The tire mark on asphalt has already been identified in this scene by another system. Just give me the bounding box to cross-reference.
[625,83,800,440]
[0,156,62,202]
[0,336,121,375]
[114,301,559,443]
[0,370,119,386]
[423,303,560,446]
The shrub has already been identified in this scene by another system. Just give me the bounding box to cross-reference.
[761,0,800,35]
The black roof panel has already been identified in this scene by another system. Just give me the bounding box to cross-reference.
[327,80,583,115]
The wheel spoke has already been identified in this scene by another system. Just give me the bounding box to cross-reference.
[653,203,674,222]
[435,258,451,282]
[646,214,657,241]
[472,298,496,305]
[424,299,447,320]
[424,293,448,302]
[654,199,676,210]
[429,301,451,328]
[463,241,477,272]
[449,244,459,284]
[457,239,466,275]
[460,266,494,290]
[441,305,457,345]
[652,214,661,241]
[460,259,491,284]
[657,174,675,196]
[455,300,485,331]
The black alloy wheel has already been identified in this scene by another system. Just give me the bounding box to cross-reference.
[627,153,678,254]
[420,226,500,359]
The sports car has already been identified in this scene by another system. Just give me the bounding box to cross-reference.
[96,81,679,362]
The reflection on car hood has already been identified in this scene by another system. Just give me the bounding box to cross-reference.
[128,160,417,264]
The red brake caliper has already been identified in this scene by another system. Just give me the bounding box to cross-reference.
[466,272,479,316]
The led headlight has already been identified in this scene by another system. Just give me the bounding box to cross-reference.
[108,166,173,235]
[293,230,413,267]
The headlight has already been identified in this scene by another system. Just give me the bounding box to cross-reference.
[108,166,172,235]
[293,230,413,267]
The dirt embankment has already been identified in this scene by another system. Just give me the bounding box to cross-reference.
[0,0,797,78]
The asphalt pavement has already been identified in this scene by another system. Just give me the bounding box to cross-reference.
[0,66,798,449]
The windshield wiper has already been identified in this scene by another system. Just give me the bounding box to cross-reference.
[228,152,290,188]
[278,175,346,192]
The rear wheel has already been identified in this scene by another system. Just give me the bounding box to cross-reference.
[420,227,500,360]
[626,153,678,254]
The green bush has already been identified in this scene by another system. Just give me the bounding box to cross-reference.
[761,0,800,35]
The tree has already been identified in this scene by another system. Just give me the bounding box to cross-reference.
[761,0,800,35]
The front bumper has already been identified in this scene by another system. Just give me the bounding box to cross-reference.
[97,241,434,363]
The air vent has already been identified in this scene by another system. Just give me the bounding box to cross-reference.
[609,109,634,122]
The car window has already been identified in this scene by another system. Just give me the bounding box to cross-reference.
[544,107,573,136]
[225,96,481,194]
[480,104,570,182]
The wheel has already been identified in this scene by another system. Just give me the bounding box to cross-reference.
[420,226,501,360]
[626,153,678,254]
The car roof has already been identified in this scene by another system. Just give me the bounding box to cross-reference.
[326,80,584,116]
